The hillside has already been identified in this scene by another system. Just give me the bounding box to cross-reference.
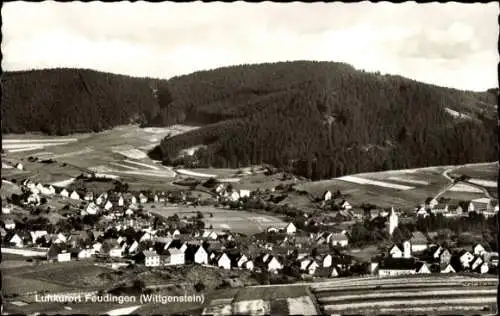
[151,61,498,179]
[2,62,498,180]
[1,68,166,135]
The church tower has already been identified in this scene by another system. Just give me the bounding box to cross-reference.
[389,206,399,236]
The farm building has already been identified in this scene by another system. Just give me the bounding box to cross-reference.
[376,258,425,277]
[15,163,24,170]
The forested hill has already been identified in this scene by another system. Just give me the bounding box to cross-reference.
[2,62,498,180]
[151,61,498,179]
[1,68,166,134]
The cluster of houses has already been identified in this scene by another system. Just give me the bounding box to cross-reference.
[416,197,499,218]
[371,232,498,276]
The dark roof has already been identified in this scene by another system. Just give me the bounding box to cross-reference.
[379,258,418,270]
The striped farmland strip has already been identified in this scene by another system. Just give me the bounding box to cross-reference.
[318,288,497,303]
[323,297,497,312]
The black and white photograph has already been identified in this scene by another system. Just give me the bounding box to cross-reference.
[1,1,499,315]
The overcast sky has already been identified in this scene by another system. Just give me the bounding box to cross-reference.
[2,1,498,91]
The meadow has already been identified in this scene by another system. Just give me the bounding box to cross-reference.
[149,206,286,235]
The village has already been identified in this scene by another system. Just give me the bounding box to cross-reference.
[2,168,499,289]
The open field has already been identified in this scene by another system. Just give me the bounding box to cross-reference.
[452,162,498,181]
[448,183,484,193]
[149,206,286,235]
[1,125,198,189]
[296,163,496,209]
[468,179,497,188]
[311,274,497,315]
[202,285,315,316]
[337,175,415,190]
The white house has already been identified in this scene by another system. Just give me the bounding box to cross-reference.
[139,193,148,204]
[410,232,428,253]
[85,202,99,215]
[77,249,93,259]
[70,191,80,200]
[15,163,24,170]
[104,200,113,211]
[2,205,12,214]
[144,250,161,267]
[415,262,431,274]
[322,254,333,268]
[331,233,349,247]
[202,230,218,240]
[217,253,231,270]
[130,196,137,205]
[30,230,48,244]
[4,219,16,230]
[285,223,297,235]
[237,255,249,268]
[128,240,139,254]
[471,257,483,271]
[229,191,240,202]
[84,192,94,201]
[9,234,23,247]
[340,200,352,210]
[239,190,251,198]
[306,261,320,275]
[167,248,185,265]
[60,189,69,198]
[194,246,209,265]
[109,247,123,258]
[93,242,103,253]
[459,251,475,268]
[266,256,283,272]
[125,208,134,216]
[478,262,490,274]
[441,263,456,273]
[323,190,333,201]
[389,245,403,258]
[57,251,71,262]
[118,196,124,207]
[416,206,428,218]
[473,244,486,257]
[244,260,254,271]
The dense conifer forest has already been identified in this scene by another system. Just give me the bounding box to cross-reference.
[2,61,498,179]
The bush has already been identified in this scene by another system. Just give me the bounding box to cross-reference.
[194,281,205,292]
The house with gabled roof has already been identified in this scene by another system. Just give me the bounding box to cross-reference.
[377,258,421,277]
[104,200,113,211]
[415,262,431,274]
[185,245,208,265]
[60,188,69,198]
[476,262,490,274]
[410,231,428,253]
[458,250,475,269]
[70,191,81,200]
[5,232,23,247]
[315,266,339,278]
[330,233,349,247]
[4,219,16,230]
[243,260,254,271]
[470,256,483,271]
[165,248,185,265]
[473,244,486,257]
[439,263,456,273]
[323,190,333,201]
[47,244,71,262]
